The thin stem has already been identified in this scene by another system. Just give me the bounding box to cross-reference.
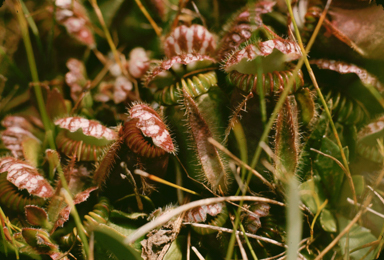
[14,0,52,133]
[135,169,200,196]
[239,221,258,260]
[187,223,285,247]
[285,0,357,204]
[227,1,333,258]
[61,189,90,258]
[89,0,126,76]
[134,0,162,37]
[208,138,274,191]
[126,196,284,244]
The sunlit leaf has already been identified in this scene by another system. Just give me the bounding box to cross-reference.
[21,137,41,168]
[320,209,337,233]
[164,235,187,260]
[91,223,142,260]
[338,216,376,260]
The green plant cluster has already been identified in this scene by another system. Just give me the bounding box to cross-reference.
[1,0,384,259]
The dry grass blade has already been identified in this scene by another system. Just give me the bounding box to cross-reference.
[134,169,200,196]
[285,0,357,205]
[224,92,253,142]
[192,246,204,260]
[310,148,347,174]
[368,186,384,205]
[126,196,284,243]
[346,198,384,219]
[134,0,162,37]
[187,223,285,247]
[208,137,275,191]
[89,0,127,76]
[260,251,286,260]
[233,220,248,260]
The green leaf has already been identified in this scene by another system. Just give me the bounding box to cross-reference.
[297,108,329,180]
[91,223,142,260]
[46,88,67,120]
[110,210,147,220]
[275,97,300,177]
[295,88,316,127]
[338,216,377,260]
[320,209,337,233]
[25,206,52,230]
[164,235,187,260]
[314,137,348,203]
[45,149,60,180]
[22,228,58,255]
[299,177,327,214]
[338,175,366,209]
[21,137,41,168]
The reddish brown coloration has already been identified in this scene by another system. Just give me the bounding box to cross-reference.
[128,47,150,78]
[123,120,167,158]
[327,4,384,60]
[224,38,302,72]
[129,104,175,154]
[145,53,216,87]
[185,202,224,223]
[274,96,300,175]
[22,228,61,257]
[121,104,175,158]
[358,116,384,140]
[0,157,54,198]
[65,58,87,102]
[150,0,167,20]
[55,0,95,47]
[163,25,216,58]
[0,173,45,212]
[55,117,117,161]
[46,88,68,120]
[55,117,117,140]
[310,59,384,92]
[93,138,124,187]
[94,77,133,104]
[1,127,39,158]
[182,89,228,192]
[228,69,304,95]
[25,205,49,227]
[1,116,35,132]
[242,202,270,234]
[216,2,275,61]
[113,76,133,103]
[51,186,98,232]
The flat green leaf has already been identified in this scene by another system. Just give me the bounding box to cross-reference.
[295,88,316,127]
[320,209,337,233]
[45,149,60,180]
[299,177,327,214]
[314,137,348,203]
[338,216,377,260]
[164,235,187,260]
[21,137,41,168]
[91,223,142,260]
[338,175,366,209]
